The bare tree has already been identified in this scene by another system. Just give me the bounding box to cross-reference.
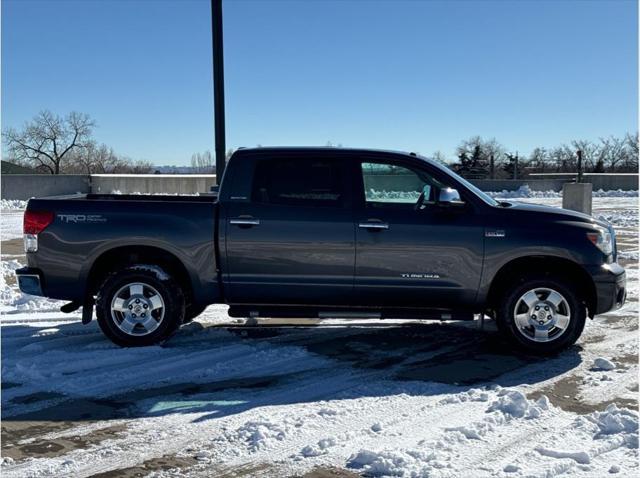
[456,137,505,162]
[547,144,575,172]
[623,132,639,171]
[190,150,214,173]
[570,139,597,171]
[127,159,154,174]
[454,136,506,178]
[3,111,95,174]
[595,136,626,172]
[528,147,548,172]
[431,150,449,165]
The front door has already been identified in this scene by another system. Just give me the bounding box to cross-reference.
[224,155,355,305]
[354,159,484,309]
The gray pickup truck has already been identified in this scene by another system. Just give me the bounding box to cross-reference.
[17,147,626,353]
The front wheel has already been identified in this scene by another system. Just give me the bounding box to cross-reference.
[96,265,185,347]
[496,277,586,355]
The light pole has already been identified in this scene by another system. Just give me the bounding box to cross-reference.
[211,0,226,184]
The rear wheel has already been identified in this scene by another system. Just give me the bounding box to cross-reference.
[96,265,185,347]
[496,277,586,354]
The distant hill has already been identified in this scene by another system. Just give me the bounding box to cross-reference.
[1,160,37,174]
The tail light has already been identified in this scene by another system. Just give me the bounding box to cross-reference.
[23,210,54,252]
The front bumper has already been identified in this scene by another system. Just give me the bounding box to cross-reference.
[587,263,626,315]
[15,267,44,297]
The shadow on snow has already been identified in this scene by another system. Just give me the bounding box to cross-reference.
[1,319,582,424]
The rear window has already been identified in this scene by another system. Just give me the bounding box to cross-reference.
[251,158,344,207]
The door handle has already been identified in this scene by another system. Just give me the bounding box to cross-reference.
[358,222,389,230]
[230,217,260,226]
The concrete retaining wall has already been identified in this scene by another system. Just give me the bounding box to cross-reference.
[1,174,90,200]
[591,175,639,190]
[472,175,639,192]
[1,173,637,200]
[470,179,568,192]
[364,174,423,192]
[90,174,217,195]
[528,174,638,191]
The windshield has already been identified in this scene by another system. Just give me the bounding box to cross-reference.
[420,156,499,207]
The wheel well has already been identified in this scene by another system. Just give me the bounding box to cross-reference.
[486,256,597,317]
[87,246,193,306]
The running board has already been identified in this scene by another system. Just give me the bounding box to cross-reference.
[228,305,474,321]
[318,311,381,319]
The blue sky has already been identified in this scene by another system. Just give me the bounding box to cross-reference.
[2,0,637,165]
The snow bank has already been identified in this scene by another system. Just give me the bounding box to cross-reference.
[592,189,639,198]
[487,389,550,419]
[487,185,639,199]
[234,419,287,451]
[367,189,420,202]
[1,199,28,210]
[579,404,639,442]
[348,448,442,477]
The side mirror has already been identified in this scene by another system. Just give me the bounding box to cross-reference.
[438,187,463,206]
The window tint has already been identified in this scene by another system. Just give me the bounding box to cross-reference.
[252,158,344,207]
[361,162,443,207]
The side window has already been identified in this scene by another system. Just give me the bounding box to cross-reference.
[252,158,344,207]
[361,162,443,207]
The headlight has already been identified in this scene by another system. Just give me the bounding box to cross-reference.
[587,226,613,255]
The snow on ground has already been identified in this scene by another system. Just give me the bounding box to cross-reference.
[1,200,28,242]
[1,194,638,478]
[1,211,24,241]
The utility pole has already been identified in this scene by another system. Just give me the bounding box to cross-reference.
[513,151,519,180]
[576,149,583,183]
[211,0,226,184]
[490,154,495,179]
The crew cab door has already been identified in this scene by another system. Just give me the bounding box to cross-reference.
[223,154,355,305]
[354,158,484,309]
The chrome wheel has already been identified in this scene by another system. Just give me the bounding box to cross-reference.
[513,287,571,343]
[110,282,165,336]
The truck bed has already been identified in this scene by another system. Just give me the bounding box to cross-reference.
[23,193,220,307]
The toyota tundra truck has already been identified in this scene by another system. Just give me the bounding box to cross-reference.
[16,147,626,353]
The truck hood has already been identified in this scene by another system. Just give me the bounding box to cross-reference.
[504,201,609,228]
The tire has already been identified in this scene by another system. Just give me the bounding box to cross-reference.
[96,265,185,347]
[496,276,586,355]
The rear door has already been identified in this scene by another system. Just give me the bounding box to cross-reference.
[354,158,485,309]
[224,154,355,305]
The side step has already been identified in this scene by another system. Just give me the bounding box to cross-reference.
[318,311,381,319]
[228,305,474,321]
